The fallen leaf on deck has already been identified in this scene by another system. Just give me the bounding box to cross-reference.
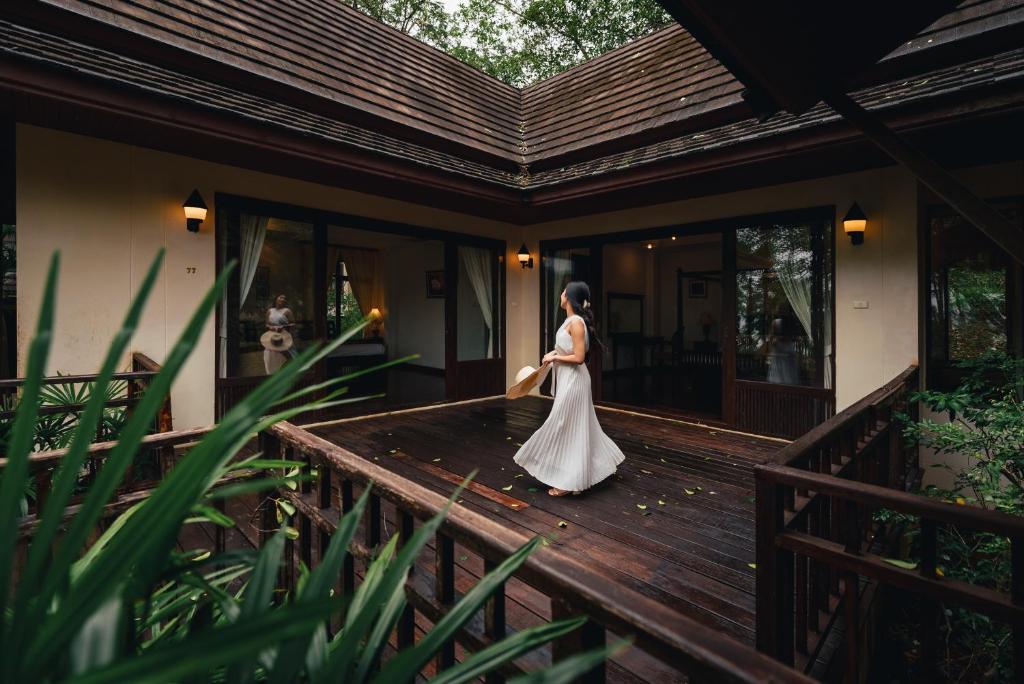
[640,469,653,475]
[641,510,652,516]
[389,449,397,454]
[660,458,667,463]
[513,442,523,447]
[658,500,666,505]
[636,503,647,510]
[558,521,568,528]
[883,558,918,570]
[695,486,703,492]
[936,567,945,577]
[748,562,756,569]
[432,458,441,462]
[684,489,695,495]
[709,491,718,495]
[506,436,512,440]
[703,457,710,461]
[501,485,513,491]
[528,487,539,493]
[514,473,524,478]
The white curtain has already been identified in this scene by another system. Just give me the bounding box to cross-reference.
[218,214,267,377]
[239,215,268,307]
[775,258,833,389]
[460,246,494,358]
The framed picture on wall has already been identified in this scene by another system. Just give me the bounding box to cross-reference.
[688,278,707,298]
[426,270,445,298]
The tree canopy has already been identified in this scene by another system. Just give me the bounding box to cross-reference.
[340,0,671,87]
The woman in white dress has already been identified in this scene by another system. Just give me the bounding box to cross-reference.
[264,294,297,374]
[514,281,625,496]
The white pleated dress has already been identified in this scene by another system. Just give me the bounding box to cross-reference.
[513,315,625,492]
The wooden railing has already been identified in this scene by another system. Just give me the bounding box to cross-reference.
[735,380,835,440]
[754,365,1024,680]
[0,352,171,441]
[260,421,812,683]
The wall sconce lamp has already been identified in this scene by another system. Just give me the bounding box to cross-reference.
[843,203,867,245]
[517,243,534,269]
[183,190,208,233]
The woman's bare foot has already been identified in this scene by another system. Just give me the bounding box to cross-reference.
[548,487,576,497]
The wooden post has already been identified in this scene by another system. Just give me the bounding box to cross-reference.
[551,597,606,684]
[1012,536,1024,680]
[918,519,940,680]
[435,532,456,671]
[341,480,355,599]
[397,511,416,651]
[484,556,507,684]
[755,468,794,665]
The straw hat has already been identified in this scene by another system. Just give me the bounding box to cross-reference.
[260,329,294,352]
[506,364,549,400]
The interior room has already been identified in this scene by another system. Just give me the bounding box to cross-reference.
[601,233,724,417]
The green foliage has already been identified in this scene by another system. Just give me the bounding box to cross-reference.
[341,0,669,87]
[0,251,613,681]
[878,353,1023,682]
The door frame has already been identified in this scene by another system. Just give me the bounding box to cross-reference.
[538,205,835,434]
[214,193,506,416]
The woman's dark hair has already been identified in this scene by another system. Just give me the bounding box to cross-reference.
[564,281,604,356]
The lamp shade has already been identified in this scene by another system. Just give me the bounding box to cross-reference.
[369,307,382,320]
[183,189,208,232]
[517,243,533,269]
[843,202,867,245]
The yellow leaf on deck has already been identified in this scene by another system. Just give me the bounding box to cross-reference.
[502,485,513,491]
[658,500,666,505]
[748,562,757,569]
[636,503,647,510]
[558,521,568,528]
[684,489,695,495]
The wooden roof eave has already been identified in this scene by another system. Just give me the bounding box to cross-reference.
[0,55,527,223]
[2,0,524,172]
[521,84,1024,223]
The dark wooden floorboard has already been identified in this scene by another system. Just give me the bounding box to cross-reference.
[310,396,784,668]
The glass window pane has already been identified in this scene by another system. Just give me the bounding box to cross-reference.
[542,247,591,352]
[736,221,831,387]
[224,215,317,378]
[457,245,499,361]
[929,211,1014,364]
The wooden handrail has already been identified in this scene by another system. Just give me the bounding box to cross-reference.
[0,370,157,389]
[755,363,1024,680]
[773,365,918,466]
[266,420,812,683]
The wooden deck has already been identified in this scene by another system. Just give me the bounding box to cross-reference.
[308,396,784,662]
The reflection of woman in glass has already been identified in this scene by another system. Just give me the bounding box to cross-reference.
[263,294,296,374]
[765,316,800,385]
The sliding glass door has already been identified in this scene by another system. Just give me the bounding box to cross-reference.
[447,243,505,400]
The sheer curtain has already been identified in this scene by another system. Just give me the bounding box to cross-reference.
[340,247,383,337]
[460,247,494,358]
[775,257,833,389]
[219,214,267,376]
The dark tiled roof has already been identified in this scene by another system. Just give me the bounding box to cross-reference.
[22,0,1024,169]
[0,20,521,186]
[527,48,1024,188]
[3,2,1023,193]
[33,0,523,160]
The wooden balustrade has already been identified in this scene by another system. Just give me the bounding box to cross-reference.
[0,352,172,453]
[260,420,812,683]
[754,365,1024,680]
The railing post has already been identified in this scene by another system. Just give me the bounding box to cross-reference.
[551,597,606,684]
[483,554,508,684]
[918,519,940,680]
[755,466,794,665]
[435,531,456,671]
[397,511,417,651]
[1012,536,1024,679]
[341,480,355,600]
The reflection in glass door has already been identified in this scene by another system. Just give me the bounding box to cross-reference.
[448,244,504,400]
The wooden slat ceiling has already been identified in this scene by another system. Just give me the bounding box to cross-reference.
[7,0,1024,176]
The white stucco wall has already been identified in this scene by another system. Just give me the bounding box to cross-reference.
[512,166,925,411]
[16,123,1020,433]
[16,125,516,429]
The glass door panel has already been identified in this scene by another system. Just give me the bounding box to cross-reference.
[448,243,504,400]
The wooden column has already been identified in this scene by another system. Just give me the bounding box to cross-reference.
[551,597,606,684]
